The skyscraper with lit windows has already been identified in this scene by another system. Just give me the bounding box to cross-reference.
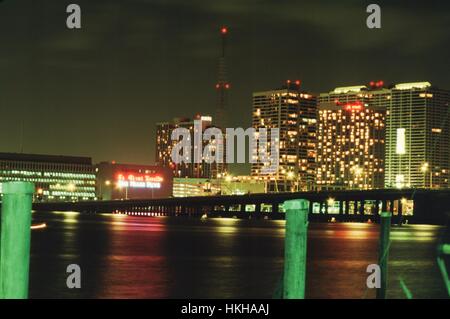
[252,81,317,192]
[316,83,389,190]
[385,82,450,188]
[156,115,217,179]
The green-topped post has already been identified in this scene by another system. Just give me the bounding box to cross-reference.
[283,199,309,299]
[0,181,34,299]
[377,211,391,299]
[437,244,450,297]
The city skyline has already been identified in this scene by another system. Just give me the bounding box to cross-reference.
[0,2,449,302]
[1,0,449,175]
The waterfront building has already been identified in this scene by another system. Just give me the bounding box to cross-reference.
[316,83,389,190]
[173,176,265,197]
[385,82,450,188]
[0,152,96,201]
[251,81,317,192]
[96,162,173,200]
[156,115,224,179]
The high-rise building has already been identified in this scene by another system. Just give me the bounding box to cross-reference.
[385,82,450,188]
[316,83,389,190]
[155,115,219,178]
[251,81,317,192]
[0,152,96,201]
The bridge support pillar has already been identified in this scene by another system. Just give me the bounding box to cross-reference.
[354,201,358,215]
[359,200,365,215]
[345,201,350,215]
[381,200,387,213]
[374,200,380,216]
[272,203,279,214]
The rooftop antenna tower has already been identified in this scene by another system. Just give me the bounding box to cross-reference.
[215,26,230,130]
[213,26,230,177]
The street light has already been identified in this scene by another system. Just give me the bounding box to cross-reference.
[116,183,128,200]
[421,162,432,188]
[286,171,299,192]
[327,197,335,206]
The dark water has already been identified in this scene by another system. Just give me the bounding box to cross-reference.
[29,211,448,299]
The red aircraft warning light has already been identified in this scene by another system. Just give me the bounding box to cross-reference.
[370,80,384,88]
[221,27,228,35]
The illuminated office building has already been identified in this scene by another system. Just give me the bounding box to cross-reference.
[385,82,450,188]
[0,152,96,201]
[251,81,317,192]
[156,115,221,179]
[316,83,389,190]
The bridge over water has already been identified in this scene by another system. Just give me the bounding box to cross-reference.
[32,189,450,225]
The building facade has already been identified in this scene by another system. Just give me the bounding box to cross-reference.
[385,82,450,188]
[251,81,317,192]
[96,162,173,200]
[0,153,96,201]
[156,115,225,179]
[316,84,389,190]
[173,176,265,197]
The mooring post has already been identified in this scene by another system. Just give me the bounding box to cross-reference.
[437,243,450,297]
[0,181,34,299]
[283,199,309,299]
[377,211,391,299]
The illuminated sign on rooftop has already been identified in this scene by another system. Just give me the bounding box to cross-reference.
[116,173,163,189]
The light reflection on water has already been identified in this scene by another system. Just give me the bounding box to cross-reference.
[28,212,448,299]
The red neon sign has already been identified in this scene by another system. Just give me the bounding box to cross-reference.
[117,173,164,183]
[343,101,364,111]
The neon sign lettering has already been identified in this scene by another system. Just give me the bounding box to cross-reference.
[116,173,163,189]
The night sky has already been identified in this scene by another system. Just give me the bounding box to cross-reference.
[0,0,449,174]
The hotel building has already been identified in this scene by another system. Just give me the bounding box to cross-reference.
[316,83,389,190]
[156,115,225,179]
[0,152,96,201]
[251,81,317,192]
[385,82,450,188]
